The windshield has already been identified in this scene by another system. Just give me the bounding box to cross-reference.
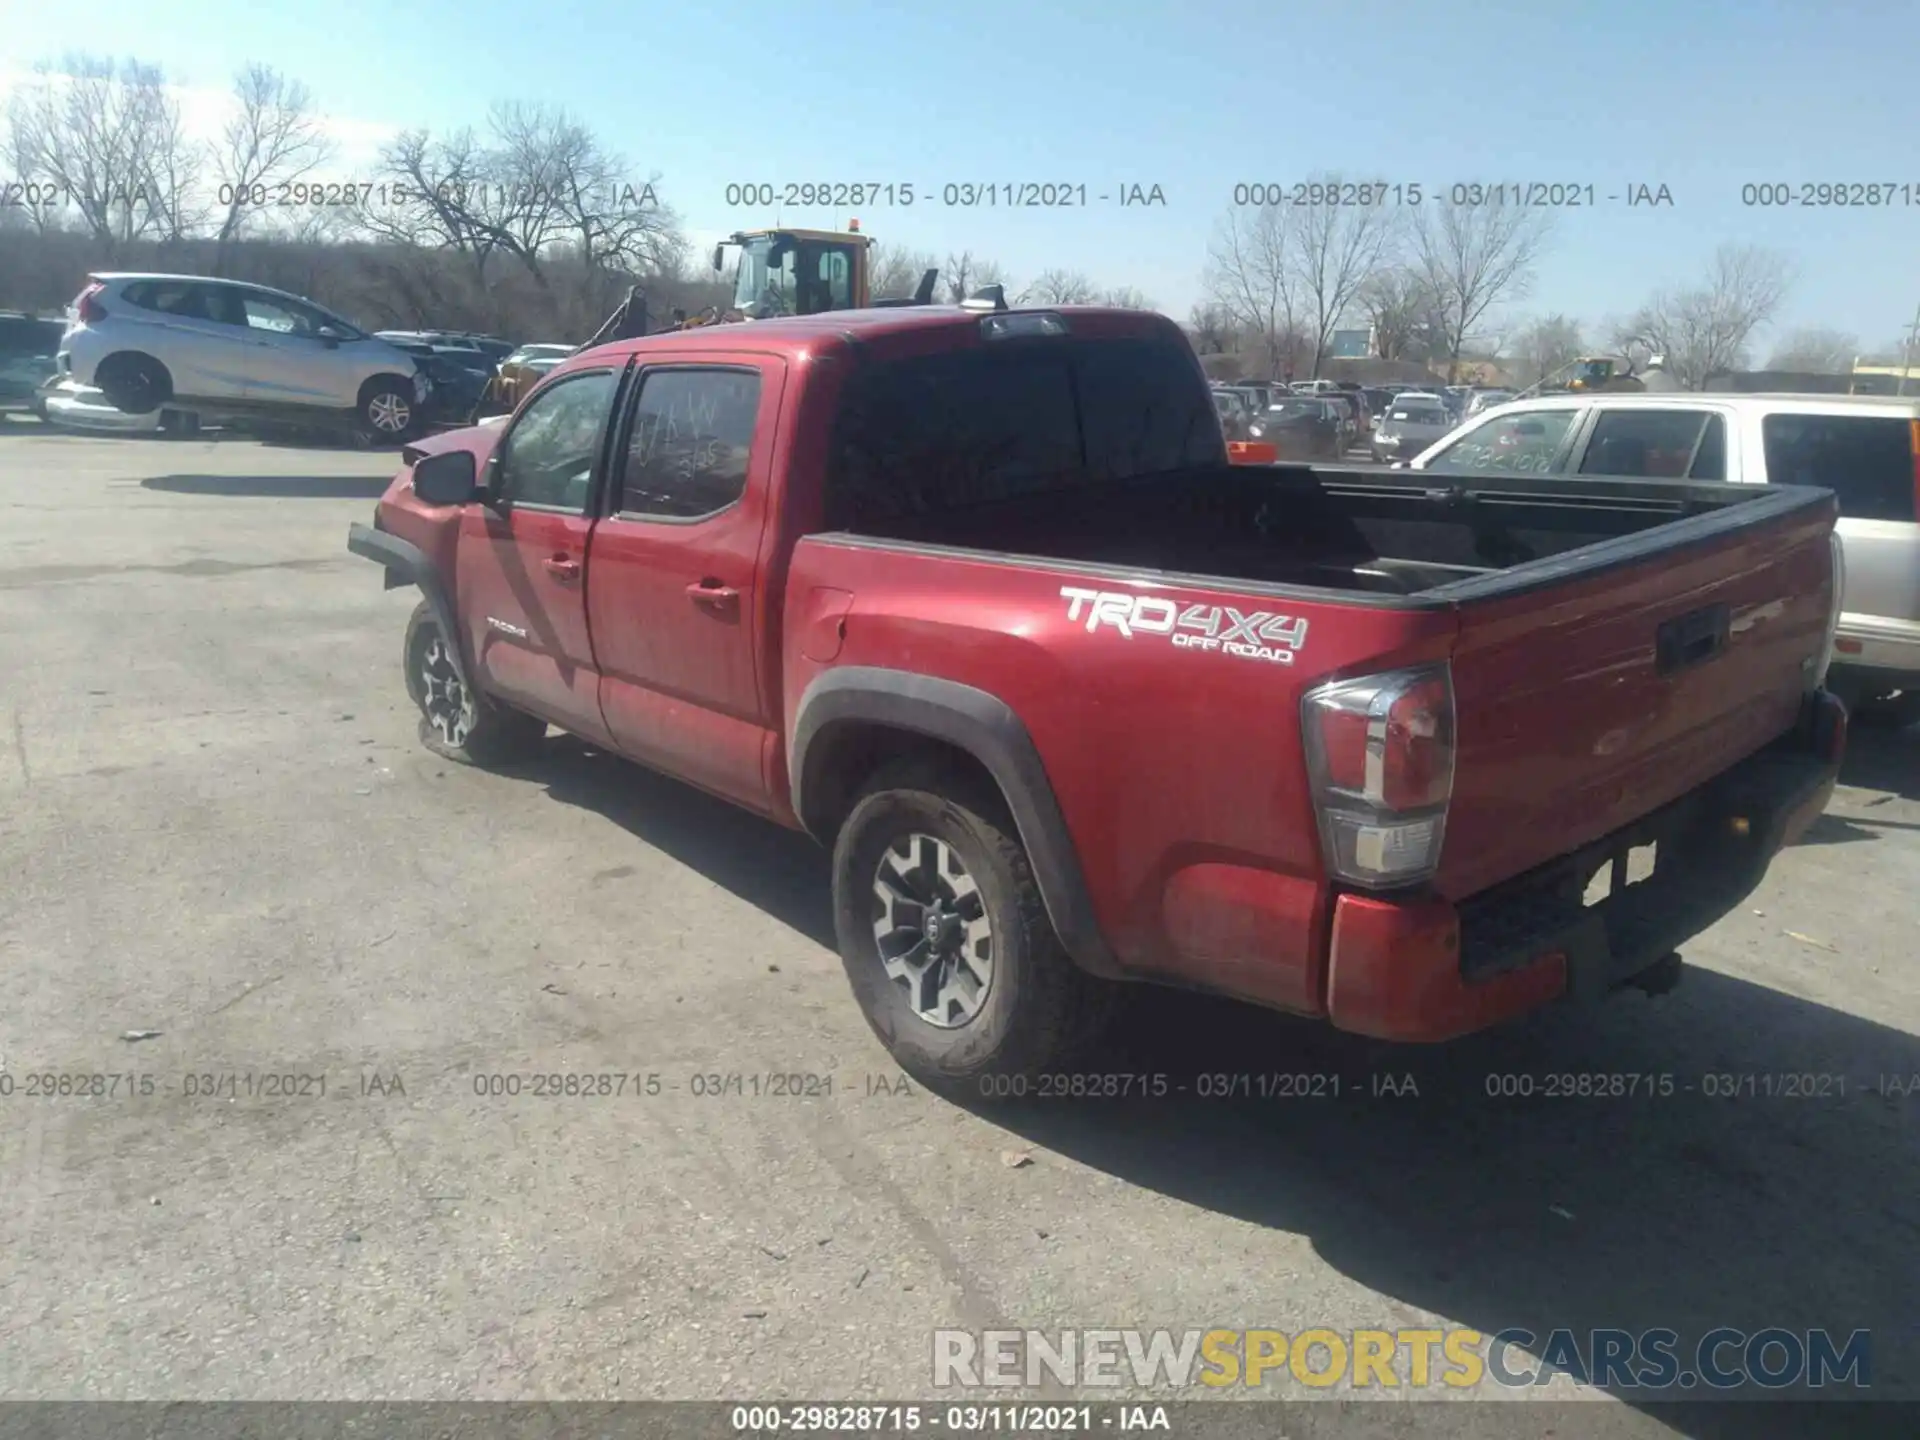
[731,235,859,317]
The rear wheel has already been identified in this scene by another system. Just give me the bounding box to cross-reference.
[831,759,1118,1097]
[95,353,171,414]
[402,600,546,765]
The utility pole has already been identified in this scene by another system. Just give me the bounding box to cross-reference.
[1902,301,1920,397]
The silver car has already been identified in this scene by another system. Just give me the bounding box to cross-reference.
[59,273,428,440]
[1370,398,1455,462]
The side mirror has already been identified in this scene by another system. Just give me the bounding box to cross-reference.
[412,449,480,506]
[316,325,344,348]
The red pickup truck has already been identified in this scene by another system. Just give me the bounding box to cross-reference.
[347,303,1848,1089]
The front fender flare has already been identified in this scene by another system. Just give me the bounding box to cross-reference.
[791,667,1121,978]
[346,520,472,692]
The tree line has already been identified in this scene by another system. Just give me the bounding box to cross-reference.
[1194,175,1915,388]
[2,59,1903,376]
[0,55,1150,341]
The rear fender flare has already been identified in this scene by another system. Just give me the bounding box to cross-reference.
[346,521,472,691]
[790,667,1121,978]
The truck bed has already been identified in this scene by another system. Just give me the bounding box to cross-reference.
[805,459,1837,917]
[829,462,1804,601]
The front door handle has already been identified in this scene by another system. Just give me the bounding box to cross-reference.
[686,580,740,608]
[544,555,582,582]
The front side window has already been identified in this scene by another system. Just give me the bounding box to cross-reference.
[617,369,762,520]
[493,370,618,512]
[1423,408,1576,474]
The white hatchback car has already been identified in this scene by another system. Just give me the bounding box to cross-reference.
[59,273,429,440]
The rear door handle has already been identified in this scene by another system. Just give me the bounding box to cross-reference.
[686,580,739,607]
[544,555,582,582]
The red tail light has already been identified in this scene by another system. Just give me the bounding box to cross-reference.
[1227,440,1277,465]
[75,282,107,324]
[1302,664,1455,887]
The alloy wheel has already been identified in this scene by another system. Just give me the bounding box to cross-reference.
[417,634,475,747]
[870,833,994,1027]
[367,392,411,434]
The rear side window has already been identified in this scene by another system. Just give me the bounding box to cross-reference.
[617,368,761,520]
[1577,410,1726,480]
[1761,414,1914,521]
[828,338,1218,525]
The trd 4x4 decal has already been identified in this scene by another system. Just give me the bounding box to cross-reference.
[1059,587,1308,666]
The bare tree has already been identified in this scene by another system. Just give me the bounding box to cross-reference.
[1509,313,1586,386]
[1020,268,1096,304]
[1203,205,1301,376]
[1289,181,1395,376]
[1186,301,1241,356]
[7,55,198,254]
[212,64,332,269]
[1412,202,1553,382]
[1097,285,1157,310]
[1613,244,1797,388]
[867,242,939,300]
[1764,326,1858,374]
[1355,267,1433,362]
[353,109,681,307]
[943,250,1010,302]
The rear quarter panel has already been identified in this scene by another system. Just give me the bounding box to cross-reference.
[784,538,1461,1013]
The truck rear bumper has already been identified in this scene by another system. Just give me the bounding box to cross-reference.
[1323,689,1847,1043]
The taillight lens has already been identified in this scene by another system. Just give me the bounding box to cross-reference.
[1302,663,1456,887]
[75,282,107,324]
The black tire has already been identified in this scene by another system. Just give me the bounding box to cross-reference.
[95,354,171,414]
[831,758,1119,1097]
[402,599,546,766]
[1850,687,1920,729]
[359,377,416,445]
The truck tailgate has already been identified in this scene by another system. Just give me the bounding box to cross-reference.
[1432,493,1837,902]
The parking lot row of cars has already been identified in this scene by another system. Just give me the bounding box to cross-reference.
[1210,378,1519,461]
[0,276,580,444]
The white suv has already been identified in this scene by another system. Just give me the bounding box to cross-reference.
[1408,391,1920,724]
[59,273,429,440]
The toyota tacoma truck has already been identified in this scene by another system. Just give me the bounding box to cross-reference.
[347,302,1848,1088]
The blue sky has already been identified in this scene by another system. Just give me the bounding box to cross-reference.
[4,0,1914,351]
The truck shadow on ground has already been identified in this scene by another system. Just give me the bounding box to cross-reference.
[986,979,1917,1437]
[529,736,835,949]
[520,732,1913,1438]
[141,473,393,499]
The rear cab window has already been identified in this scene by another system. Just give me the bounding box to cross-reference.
[825,335,1220,527]
[1761,413,1916,522]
